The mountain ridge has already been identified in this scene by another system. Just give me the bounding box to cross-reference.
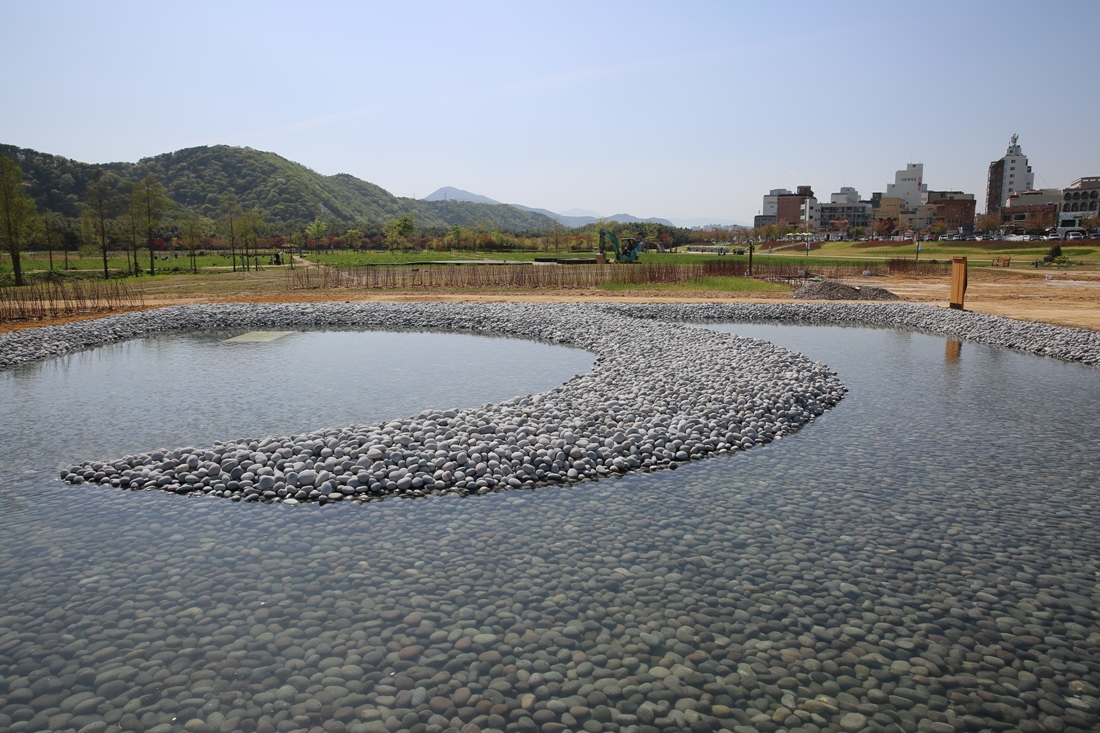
[423,186,676,228]
[0,144,557,231]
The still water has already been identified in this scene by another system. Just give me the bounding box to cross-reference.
[1,330,595,486]
[0,325,1097,733]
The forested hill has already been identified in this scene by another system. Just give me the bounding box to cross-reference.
[0,144,556,231]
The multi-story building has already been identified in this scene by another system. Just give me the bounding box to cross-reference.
[831,187,859,204]
[872,197,902,221]
[1055,177,1100,235]
[886,163,928,211]
[1001,204,1057,233]
[1001,189,1062,232]
[819,187,872,230]
[985,134,1035,214]
[754,188,791,228]
[900,204,936,232]
[1005,189,1064,209]
[926,191,976,232]
[776,186,815,226]
[799,197,820,229]
[761,188,791,217]
[1062,177,1100,214]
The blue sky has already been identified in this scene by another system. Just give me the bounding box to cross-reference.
[2,0,1097,224]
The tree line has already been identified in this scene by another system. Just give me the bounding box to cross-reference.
[0,155,304,285]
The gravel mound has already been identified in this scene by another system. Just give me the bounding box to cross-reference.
[792,280,901,301]
[3,302,844,504]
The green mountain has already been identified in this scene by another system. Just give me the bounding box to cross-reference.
[0,143,556,231]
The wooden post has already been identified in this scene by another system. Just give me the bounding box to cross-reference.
[949,257,967,310]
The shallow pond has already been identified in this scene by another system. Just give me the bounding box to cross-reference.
[0,329,595,483]
[0,324,1098,733]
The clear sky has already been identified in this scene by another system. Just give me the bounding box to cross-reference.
[2,0,1097,224]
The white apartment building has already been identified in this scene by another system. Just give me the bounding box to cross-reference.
[885,164,928,211]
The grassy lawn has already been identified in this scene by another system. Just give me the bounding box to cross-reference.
[2,251,285,280]
[597,276,788,293]
[309,250,555,267]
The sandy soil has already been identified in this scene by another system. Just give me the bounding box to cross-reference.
[837,268,1100,331]
[3,267,1098,334]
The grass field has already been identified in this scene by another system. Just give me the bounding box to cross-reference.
[1,251,280,280]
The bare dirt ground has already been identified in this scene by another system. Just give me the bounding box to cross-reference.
[838,267,1100,331]
[3,267,1098,334]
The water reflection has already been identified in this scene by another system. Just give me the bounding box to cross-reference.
[945,338,961,364]
[0,329,594,478]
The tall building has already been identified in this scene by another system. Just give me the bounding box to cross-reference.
[985,134,1035,214]
[885,163,928,210]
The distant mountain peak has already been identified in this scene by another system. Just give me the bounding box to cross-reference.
[422,188,682,228]
[424,186,501,205]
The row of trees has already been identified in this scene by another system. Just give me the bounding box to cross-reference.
[0,154,287,285]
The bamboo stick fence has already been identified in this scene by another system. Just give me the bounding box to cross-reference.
[885,258,952,276]
[0,280,145,324]
[288,260,891,291]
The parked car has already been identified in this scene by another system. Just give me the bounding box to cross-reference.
[1066,231,1084,240]
[1028,234,1042,241]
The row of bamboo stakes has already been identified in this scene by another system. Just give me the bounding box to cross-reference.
[0,280,145,324]
[288,259,947,291]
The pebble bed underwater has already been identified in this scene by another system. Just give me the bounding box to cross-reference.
[0,302,1098,733]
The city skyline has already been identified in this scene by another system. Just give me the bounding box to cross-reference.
[2,1,1097,225]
